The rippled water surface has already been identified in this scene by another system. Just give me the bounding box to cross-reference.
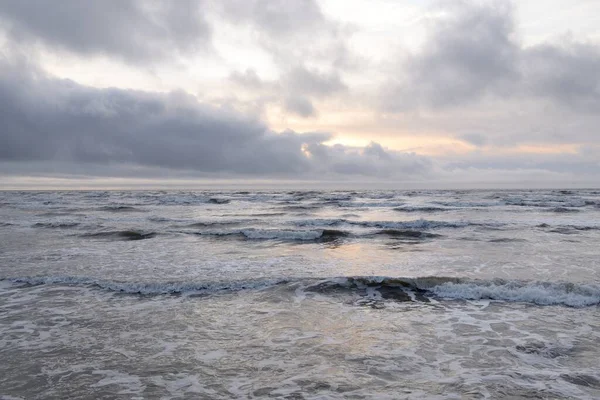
[1,189,599,399]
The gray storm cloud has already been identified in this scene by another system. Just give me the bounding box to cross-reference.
[0,0,210,62]
[0,57,430,179]
[381,1,600,114]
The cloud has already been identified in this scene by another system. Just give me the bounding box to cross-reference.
[0,56,430,180]
[523,41,600,112]
[284,96,316,118]
[229,65,347,118]
[216,0,326,37]
[0,0,210,62]
[382,1,519,111]
[458,133,488,147]
[381,0,600,114]
[284,65,347,97]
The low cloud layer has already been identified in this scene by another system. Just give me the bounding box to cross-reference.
[0,56,429,180]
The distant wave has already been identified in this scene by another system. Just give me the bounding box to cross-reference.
[294,218,472,230]
[487,238,527,243]
[355,219,469,229]
[33,221,81,229]
[96,205,146,212]
[337,201,406,208]
[373,229,442,238]
[537,223,600,234]
[195,228,349,241]
[2,275,287,296]
[547,207,580,213]
[393,206,454,212]
[3,275,599,307]
[80,230,157,241]
[208,198,230,204]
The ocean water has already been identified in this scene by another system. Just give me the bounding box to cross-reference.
[1,189,599,399]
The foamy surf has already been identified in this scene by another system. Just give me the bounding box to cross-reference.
[3,275,600,307]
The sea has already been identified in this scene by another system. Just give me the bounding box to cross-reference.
[1,189,599,399]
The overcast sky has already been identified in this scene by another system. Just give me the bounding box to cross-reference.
[1,0,599,188]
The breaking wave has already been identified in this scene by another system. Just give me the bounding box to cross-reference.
[3,275,599,307]
[195,228,349,241]
[80,230,157,241]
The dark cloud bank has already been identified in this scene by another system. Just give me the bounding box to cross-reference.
[0,58,429,180]
[0,0,210,62]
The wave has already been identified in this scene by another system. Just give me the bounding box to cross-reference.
[279,204,322,211]
[196,228,349,241]
[393,206,453,212]
[537,223,600,234]
[488,238,527,243]
[96,206,146,212]
[2,276,288,296]
[208,198,230,204]
[304,276,600,307]
[355,219,469,230]
[80,230,157,241]
[184,220,251,228]
[338,201,406,208]
[373,229,442,239]
[295,218,471,230]
[3,275,599,307]
[547,207,580,213]
[33,221,81,229]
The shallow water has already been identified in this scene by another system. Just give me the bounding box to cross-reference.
[1,189,599,399]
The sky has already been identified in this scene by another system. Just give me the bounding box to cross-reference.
[0,0,599,189]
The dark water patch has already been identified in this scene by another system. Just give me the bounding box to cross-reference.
[294,218,347,227]
[561,374,600,389]
[0,222,15,227]
[305,277,430,308]
[320,229,350,241]
[208,198,230,204]
[550,228,579,235]
[184,220,247,228]
[538,223,600,234]
[96,206,146,213]
[80,230,157,241]
[251,212,287,217]
[385,244,426,251]
[37,211,84,217]
[280,204,322,211]
[488,238,527,243]
[516,341,572,359]
[33,222,80,229]
[351,219,470,230]
[193,228,350,242]
[548,207,580,213]
[340,213,360,218]
[374,229,442,239]
[147,216,172,223]
[393,206,452,213]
